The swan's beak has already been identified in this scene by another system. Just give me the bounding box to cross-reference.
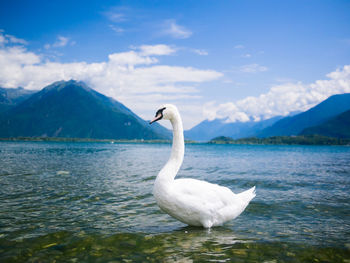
[149,113,162,124]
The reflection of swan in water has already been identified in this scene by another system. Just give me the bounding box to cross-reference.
[168,226,245,246]
[155,226,252,262]
[150,104,256,228]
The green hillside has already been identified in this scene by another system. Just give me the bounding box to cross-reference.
[301,109,350,138]
[0,80,170,140]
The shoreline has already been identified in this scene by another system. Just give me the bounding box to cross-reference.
[0,135,349,146]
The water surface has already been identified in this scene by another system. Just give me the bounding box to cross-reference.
[0,142,349,262]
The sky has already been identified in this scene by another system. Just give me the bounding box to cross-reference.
[0,0,350,129]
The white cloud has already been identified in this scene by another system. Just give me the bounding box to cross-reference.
[138,44,176,56]
[205,65,350,123]
[54,36,69,47]
[104,6,128,34]
[0,30,28,45]
[6,34,28,45]
[106,12,126,23]
[0,40,222,129]
[193,49,208,56]
[274,77,295,83]
[162,20,192,39]
[241,53,251,58]
[109,24,125,34]
[45,35,72,49]
[0,34,5,44]
[103,6,129,23]
[234,44,245,49]
[240,63,268,73]
[0,46,40,65]
[108,51,158,66]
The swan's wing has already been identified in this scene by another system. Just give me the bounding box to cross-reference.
[171,178,235,213]
[169,178,254,227]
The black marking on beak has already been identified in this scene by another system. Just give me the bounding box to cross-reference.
[149,107,166,124]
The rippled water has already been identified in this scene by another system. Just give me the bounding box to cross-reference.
[0,142,349,262]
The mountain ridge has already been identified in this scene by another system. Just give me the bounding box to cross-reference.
[0,80,170,140]
[301,109,350,138]
[185,115,283,141]
[258,93,350,137]
[186,93,350,141]
[0,87,36,113]
[1,83,349,141]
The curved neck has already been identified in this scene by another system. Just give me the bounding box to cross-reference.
[157,113,184,184]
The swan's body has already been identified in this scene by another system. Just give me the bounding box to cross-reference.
[150,104,256,228]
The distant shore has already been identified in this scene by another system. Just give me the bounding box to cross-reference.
[208,135,350,146]
[0,137,172,144]
[1,135,350,145]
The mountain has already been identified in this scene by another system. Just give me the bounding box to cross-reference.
[185,115,283,142]
[258,93,350,137]
[186,93,350,141]
[0,80,170,140]
[301,109,350,138]
[185,119,226,141]
[0,87,35,113]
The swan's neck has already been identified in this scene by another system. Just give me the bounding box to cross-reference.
[156,113,184,185]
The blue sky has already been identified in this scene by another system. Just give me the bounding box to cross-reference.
[1,0,350,128]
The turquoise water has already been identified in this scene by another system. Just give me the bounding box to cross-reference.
[0,142,349,262]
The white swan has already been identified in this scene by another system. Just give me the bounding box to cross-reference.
[150,104,256,228]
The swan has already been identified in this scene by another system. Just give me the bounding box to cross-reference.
[150,104,256,228]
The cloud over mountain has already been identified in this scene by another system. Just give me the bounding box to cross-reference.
[205,65,350,123]
[1,29,350,130]
[0,36,222,128]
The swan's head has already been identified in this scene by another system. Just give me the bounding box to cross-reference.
[149,104,178,124]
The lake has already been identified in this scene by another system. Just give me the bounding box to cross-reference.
[0,142,349,262]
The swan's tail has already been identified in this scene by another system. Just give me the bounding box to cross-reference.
[238,186,256,204]
[219,186,256,222]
